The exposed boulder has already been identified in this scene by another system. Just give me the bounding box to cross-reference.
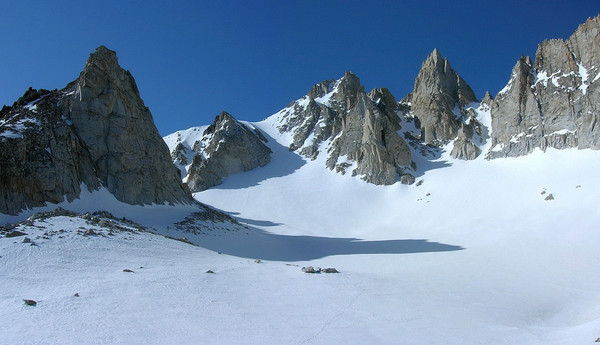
[0,46,193,215]
[165,111,272,192]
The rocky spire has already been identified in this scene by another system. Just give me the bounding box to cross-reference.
[408,49,478,145]
[0,46,193,215]
[172,111,272,192]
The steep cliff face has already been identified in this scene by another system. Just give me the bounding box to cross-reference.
[488,16,600,158]
[165,111,272,192]
[0,46,192,215]
[272,72,413,185]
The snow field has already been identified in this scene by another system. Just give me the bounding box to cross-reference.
[1,116,600,343]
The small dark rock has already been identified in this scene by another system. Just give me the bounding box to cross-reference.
[22,237,32,244]
[254,259,261,264]
[416,180,424,187]
[83,229,97,236]
[122,269,134,273]
[545,194,554,201]
[74,293,80,297]
[23,299,37,306]
[321,268,339,273]
[5,230,27,238]
[206,270,215,274]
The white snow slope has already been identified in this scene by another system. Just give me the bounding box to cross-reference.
[2,116,600,344]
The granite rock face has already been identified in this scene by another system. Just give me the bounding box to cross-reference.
[166,112,272,192]
[273,72,412,185]
[488,16,600,158]
[0,46,192,215]
[405,49,478,146]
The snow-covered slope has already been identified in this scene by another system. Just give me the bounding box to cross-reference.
[4,116,600,344]
[192,123,600,344]
[4,138,600,344]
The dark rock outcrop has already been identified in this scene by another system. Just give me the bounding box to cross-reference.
[488,15,600,158]
[167,112,272,192]
[0,46,192,215]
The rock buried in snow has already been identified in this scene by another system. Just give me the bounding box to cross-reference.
[83,229,97,236]
[545,194,554,201]
[5,230,27,238]
[122,269,134,273]
[206,270,215,274]
[22,237,32,244]
[254,259,261,264]
[301,266,339,273]
[301,266,316,273]
[23,299,37,306]
[400,174,415,185]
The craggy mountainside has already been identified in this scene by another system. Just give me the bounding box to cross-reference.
[272,72,413,185]
[166,111,272,192]
[400,49,484,161]
[488,16,600,158]
[0,46,192,215]
[2,16,598,210]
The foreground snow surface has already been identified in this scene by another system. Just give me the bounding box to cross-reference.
[2,141,600,344]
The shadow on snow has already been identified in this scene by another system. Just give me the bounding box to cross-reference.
[190,218,464,262]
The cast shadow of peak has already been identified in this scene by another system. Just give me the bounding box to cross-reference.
[407,141,453,179]
[211,130,306,190]
[195,227,464,262]
[226,211,283,227]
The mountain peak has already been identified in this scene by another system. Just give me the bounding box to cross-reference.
[343,70,358,80]
[217,111,235,121]
[74,45,140,103]
[84,45,120,73]
[428,48,444,64]
[409,50,478,145]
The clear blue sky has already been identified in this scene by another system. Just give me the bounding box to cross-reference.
[1,1,599,135]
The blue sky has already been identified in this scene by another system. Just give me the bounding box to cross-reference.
[1,1,599,135]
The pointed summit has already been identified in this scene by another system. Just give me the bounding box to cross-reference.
[68,46,192,206]
[89,45,118,63]
[0,46,193,215]
[170,112,272,192]
[269,72,412,185]
[408,50,477,145]
[75,46,140,102]
[428,48,443,64]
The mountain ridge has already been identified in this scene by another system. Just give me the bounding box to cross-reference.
[165,15,600,189]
